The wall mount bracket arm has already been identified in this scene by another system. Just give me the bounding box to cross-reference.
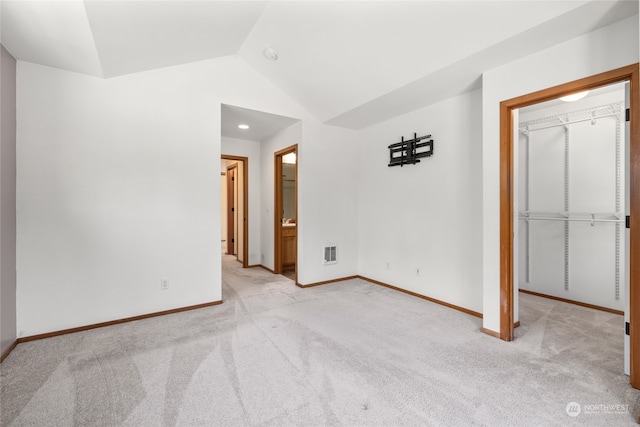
[388,133,434,167]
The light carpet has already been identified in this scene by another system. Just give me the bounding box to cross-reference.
[1,255,639,426]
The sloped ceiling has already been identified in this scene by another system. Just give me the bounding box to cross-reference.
[1,1,637,129]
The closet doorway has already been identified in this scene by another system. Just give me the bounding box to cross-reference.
[274,145,297,280]
[499,64,640,388]
[221,155,248,268]
[516,83,628,314]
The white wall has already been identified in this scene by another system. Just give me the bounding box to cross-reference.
[17,55,359,337]
[221,137,261,266]
[297,122,360,285]
[17,61,221,336]
[0,44,17,356]
[482,15,639,332]
[357,89,483,313]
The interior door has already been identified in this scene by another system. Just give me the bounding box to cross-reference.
[226,165,236,256]
[274,146,297,275]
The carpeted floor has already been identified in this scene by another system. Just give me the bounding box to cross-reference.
[281,269,296,281]
[1,254,639,426]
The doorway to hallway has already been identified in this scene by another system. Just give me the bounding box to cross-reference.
[221,155,248,267]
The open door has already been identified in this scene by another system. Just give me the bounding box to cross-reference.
[221,155,249,267]
[625,82,631,375]
[226,164,236,256]
[274,145,297,277]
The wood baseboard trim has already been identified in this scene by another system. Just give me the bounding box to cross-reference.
[481,327,501,338]
[519,289,624,315]
[17,300,223,344]
[514,321,521,328]
[0,340,18,363]
[296,276,359,288]
[357,276,483,319]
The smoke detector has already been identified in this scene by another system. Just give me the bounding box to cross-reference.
[263,47,278,61]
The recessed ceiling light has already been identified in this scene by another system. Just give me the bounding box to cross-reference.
[263,47,278,61]
[560,91,589,102]
[238,124,249,130]
[282,152,297,164]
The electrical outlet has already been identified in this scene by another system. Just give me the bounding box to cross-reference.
[160,278,169,290]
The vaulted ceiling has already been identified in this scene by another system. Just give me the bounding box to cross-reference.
[1,1,637,129]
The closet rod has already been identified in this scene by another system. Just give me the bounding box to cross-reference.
[517,216,623,223]
[520,111,620,133]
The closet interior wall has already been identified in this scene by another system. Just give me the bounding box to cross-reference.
[518,87,626,312]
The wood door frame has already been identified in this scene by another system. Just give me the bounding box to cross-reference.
[222,155,249,268]
[499,63,640,387]
[226,164,237,257]
[274,145,298,276]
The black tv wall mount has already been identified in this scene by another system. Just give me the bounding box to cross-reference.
[388,133,434,167]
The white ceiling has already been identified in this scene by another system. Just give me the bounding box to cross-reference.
[221,104,299,141]
[1,1,638,130]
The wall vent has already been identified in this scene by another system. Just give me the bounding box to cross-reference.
[323,245,337,265]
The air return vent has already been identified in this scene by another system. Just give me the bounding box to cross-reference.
[323,245,337,265]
